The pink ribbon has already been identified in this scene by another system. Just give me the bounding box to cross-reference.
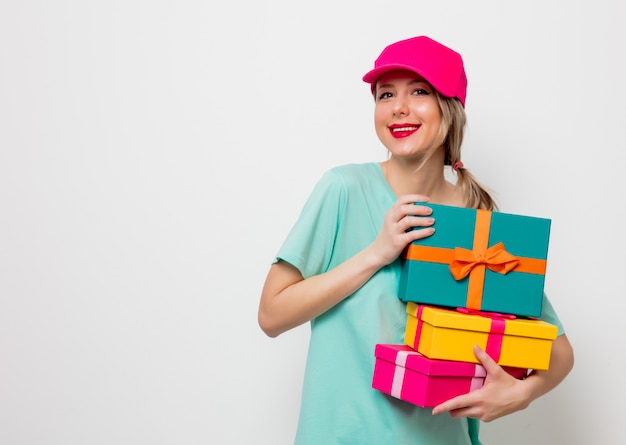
[413,305,425,349]
[456,307,516,362]
[485,319,505,361]
[470,364,485,391]
[456,307,516,320]
[391,350,410,399]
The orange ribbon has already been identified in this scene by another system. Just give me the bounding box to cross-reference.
[449,242,519,280]
[404,209,547,310]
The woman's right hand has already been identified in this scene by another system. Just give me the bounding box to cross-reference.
[370,194,436,267]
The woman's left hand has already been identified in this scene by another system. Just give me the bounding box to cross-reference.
[431,345,531,422]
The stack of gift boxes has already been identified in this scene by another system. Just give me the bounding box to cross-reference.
[372,203,559,408]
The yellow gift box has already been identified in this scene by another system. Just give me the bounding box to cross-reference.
[404,302,558,370]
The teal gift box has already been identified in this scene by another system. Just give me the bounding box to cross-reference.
[398,203,551,318]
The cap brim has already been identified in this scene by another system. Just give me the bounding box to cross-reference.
[362,64,458,103]
[362,64,424,84]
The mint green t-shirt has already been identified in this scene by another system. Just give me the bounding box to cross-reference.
[276,163,564,445]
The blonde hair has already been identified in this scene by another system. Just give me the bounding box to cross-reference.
[435,92,498,211]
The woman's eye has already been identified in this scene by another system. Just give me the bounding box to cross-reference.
[377,91,393,100]
[413,88,430,95]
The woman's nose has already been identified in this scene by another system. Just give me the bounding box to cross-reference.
[392,97,409,117]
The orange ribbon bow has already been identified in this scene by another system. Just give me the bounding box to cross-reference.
[449,242,520,280]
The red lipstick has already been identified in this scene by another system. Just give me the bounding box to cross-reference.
[389,123,420,139]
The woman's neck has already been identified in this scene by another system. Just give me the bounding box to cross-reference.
[381,155,464,206]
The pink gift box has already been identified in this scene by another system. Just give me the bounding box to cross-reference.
[372,344,527,408]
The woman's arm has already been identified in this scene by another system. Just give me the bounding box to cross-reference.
[432,334,574,422]
[258,194,434,338]
[258,247,387,338]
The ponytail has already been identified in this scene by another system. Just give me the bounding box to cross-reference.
[454,167,498,211]
[435,93,498,211]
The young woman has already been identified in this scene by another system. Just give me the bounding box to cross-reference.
[258,35,574,445]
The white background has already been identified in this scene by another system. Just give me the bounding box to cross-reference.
[1,1,624,444]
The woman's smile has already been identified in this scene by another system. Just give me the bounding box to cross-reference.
[389,123,421,138]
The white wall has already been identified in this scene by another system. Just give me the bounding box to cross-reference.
[1,1,623,444]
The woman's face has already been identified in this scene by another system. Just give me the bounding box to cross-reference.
[374,70,443,160]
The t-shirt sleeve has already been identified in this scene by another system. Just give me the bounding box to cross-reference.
[540,292,565,336]
[275,170,346,279]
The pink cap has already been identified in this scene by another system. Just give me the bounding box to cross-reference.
[362,36,467,107]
